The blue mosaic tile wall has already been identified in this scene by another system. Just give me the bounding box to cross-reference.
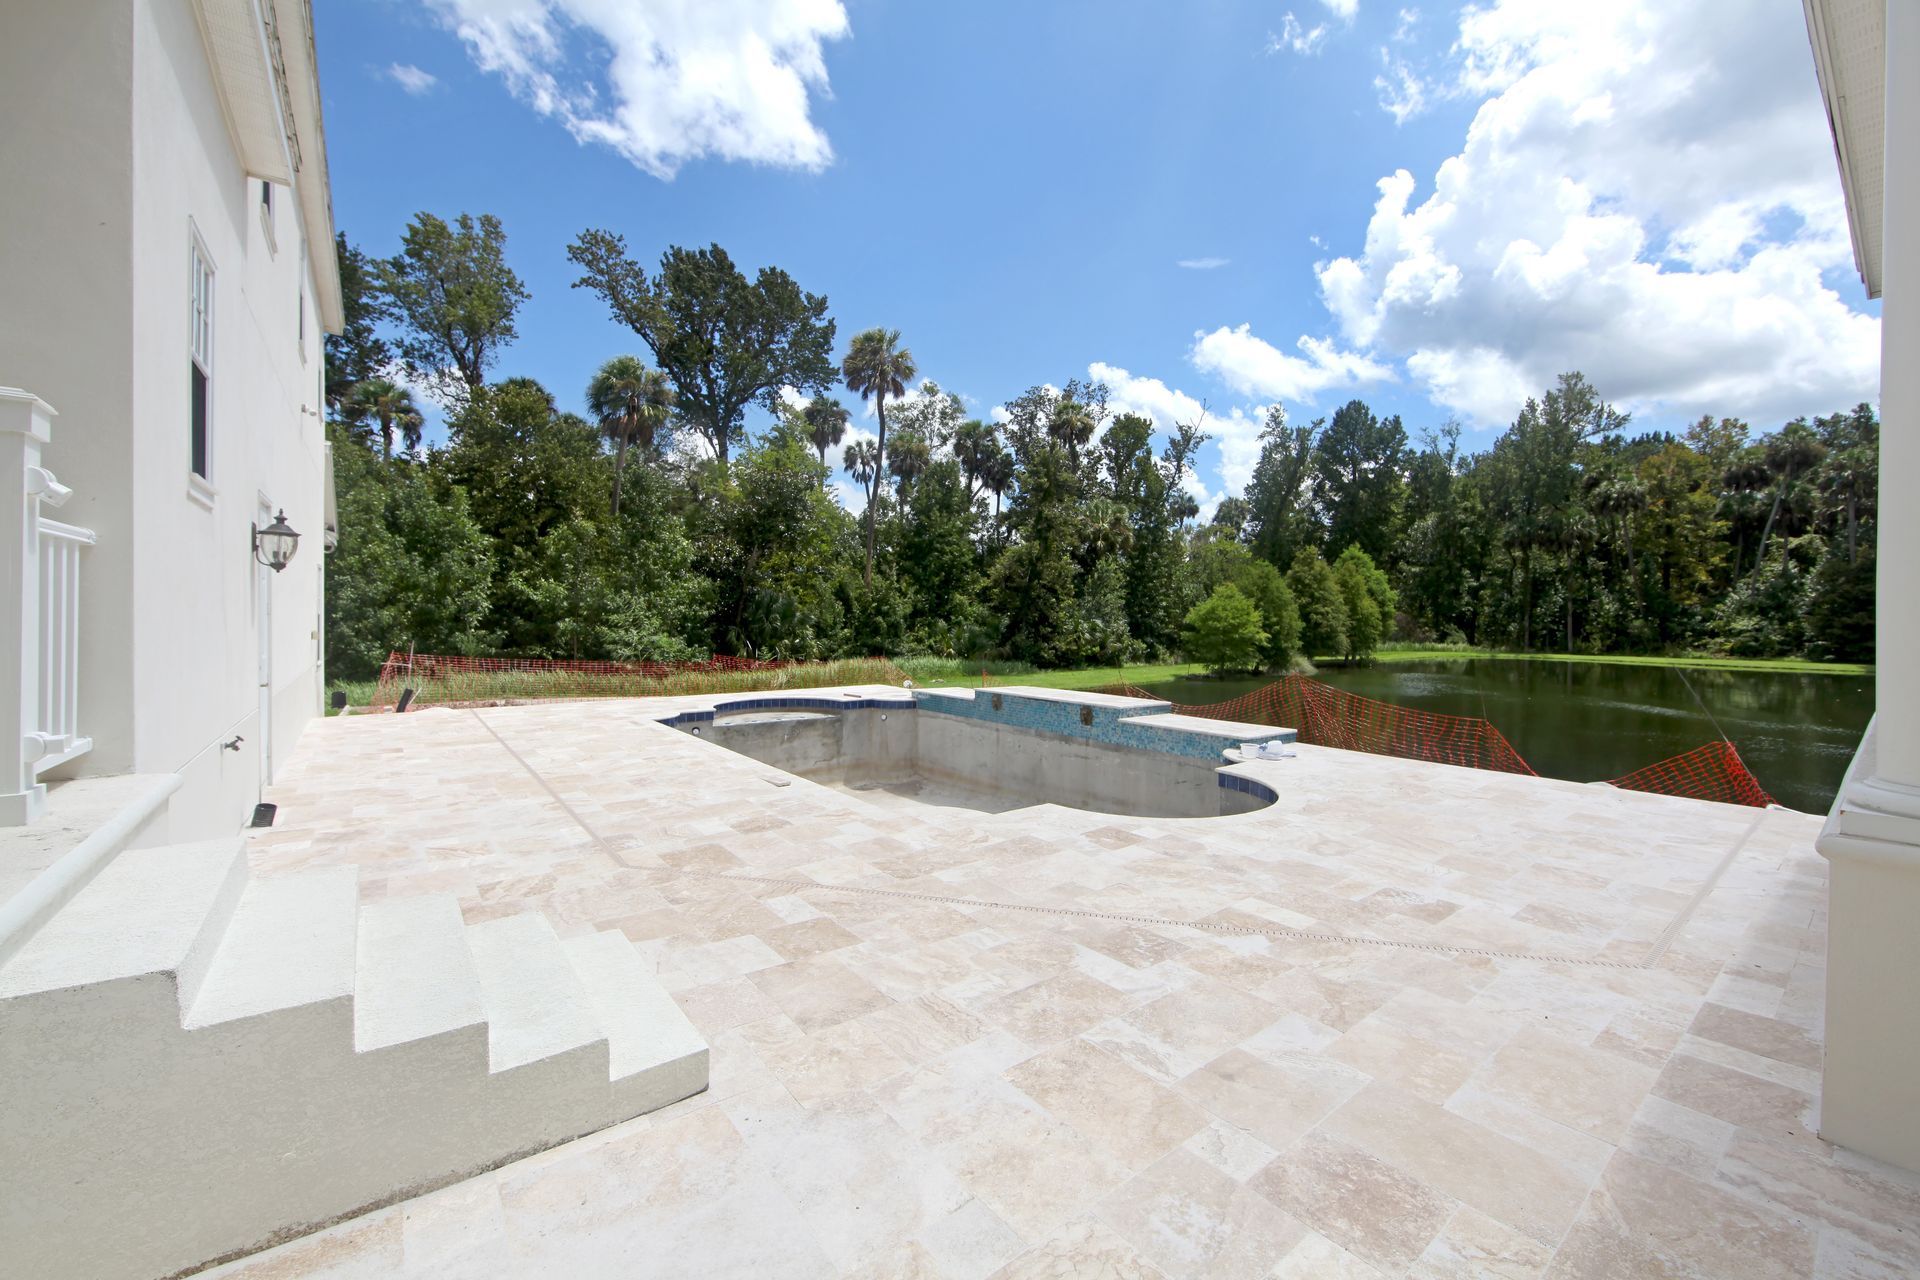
[913,689,1294,761]
[1218,771,1279,804]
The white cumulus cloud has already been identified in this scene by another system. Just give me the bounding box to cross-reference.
[1091,362,1273,504]
[423,0,850,179]
[1231,0,1878,430]
[1190,325,1392,405]
[386,63,440,94]
[1177,257,1231,271]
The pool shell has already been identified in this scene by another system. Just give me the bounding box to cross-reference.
[659,686,1295,819]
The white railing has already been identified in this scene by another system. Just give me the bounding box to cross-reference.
[35,517,94,772]
[1,388,95,825]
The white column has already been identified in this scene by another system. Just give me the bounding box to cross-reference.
[1816,0,1920,1173]
[0,388,55,825]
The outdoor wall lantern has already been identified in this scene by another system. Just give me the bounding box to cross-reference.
[252,510,301,572]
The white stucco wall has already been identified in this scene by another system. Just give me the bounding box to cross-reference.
[0,0,328,840]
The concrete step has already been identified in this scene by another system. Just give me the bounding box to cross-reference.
[467,913,606,1075]
[0,837,247,1010]
[184,866,359,1029]
[561,930,709,1118]
[353,894,486,1053]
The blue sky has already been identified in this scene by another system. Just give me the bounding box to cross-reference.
[315,0,1880,511]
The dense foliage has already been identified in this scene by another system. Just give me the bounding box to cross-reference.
[324,215,1879,680]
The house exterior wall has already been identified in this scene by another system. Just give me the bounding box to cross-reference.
[0,0,328,840]
[0,0,140,779]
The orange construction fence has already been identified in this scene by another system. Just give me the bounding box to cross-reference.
[1103,674,1774,808]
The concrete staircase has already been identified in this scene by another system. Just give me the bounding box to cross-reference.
[0,838,707,1280]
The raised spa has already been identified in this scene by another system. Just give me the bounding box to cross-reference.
[661,686,1293,819]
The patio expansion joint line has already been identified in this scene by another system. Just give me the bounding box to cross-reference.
[1636,804,1772,966]
[470,707,1759,974]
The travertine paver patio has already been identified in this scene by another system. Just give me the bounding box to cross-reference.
[212,690,1919,1278]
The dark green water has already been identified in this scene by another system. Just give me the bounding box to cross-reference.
[1134,660,1874,814]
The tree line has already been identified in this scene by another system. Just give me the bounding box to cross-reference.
[323,211,1878,681]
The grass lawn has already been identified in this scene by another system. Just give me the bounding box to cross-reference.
[1364,646,1874,677]
[325,648,1868,712]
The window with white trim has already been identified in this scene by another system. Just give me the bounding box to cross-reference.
[190,234,213,480]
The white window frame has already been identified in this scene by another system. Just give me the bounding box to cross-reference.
[258,179,276,254]
[297,242,307,361]
[188,223,216,506]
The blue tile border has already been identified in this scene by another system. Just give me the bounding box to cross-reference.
[655,694,915,728]
[653,686,1293,768]
[913,688,1295,761]
[1218,771,1279,804]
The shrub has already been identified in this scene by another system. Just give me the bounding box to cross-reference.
[1182,584,1268,675]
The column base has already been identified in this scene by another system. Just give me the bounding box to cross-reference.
[0,782,47,826]
[1816,720,1920,1172]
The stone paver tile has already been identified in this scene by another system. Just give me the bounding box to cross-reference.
[978,970,1136,1046]
[1320,1080,1592,1246]
[1273,1231,1392,1278]
[1004,1038,1209,1172]
[1181,1119,1280,1184]
[1543,1149,1816,1280]
[761,916,864,960]
[1407,1204,1553,1279]
[939,1105,1133,1242]
[986,1217,1168,1280]
[1327,1014,1484,1104]
[1094,1147,1306,1280]
[1650,1052,1817,1139]
[1174,1048,1368,1152]
[1715,1131,1920,1268]
[1250,1130,1454,1274]
[1469,1024,1658,1144]
[748,955,893,1033]
[915,1197,1024,1280]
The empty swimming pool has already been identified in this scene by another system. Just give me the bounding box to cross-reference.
[660,686,1293,819]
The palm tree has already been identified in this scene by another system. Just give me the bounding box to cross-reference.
[802,394,851,467]
[1754,421,1827,574]
[586,356,675,519]
[842,328,917,586]
[888,433,932,497]
[983,448,1015,533]
[1048,396,1096,464]
[952,419,999,502]
[845,440,881,525]
[348,378,424,460]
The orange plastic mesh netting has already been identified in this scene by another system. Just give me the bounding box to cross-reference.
[1103,674,1775,806]
[1105,674,1536,775]
[1603,740,1775,808]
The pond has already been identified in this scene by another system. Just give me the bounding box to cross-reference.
[1132,659,1874,814]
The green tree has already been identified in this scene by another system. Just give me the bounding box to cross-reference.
[842,327,917,587]
[695,434,851,656]
[377,212,528,399]
[1183,584,1267,675]
[347,378,424,460]
[1313,400,1408,564]
[1231,559,1301,668]
[324,423,493,677]
[1286,548,1349,660]
[1332,546,1395,660]
[1245,407,1319,569]
[568,234,836,464]
[325,232,391,417]
[585,356,674,518]
[803,394,850,466]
